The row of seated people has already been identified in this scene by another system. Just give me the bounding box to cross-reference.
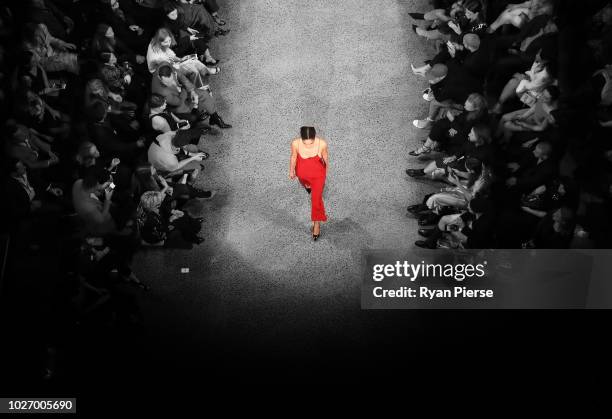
[402,0,612,249]
[1,0,233,292]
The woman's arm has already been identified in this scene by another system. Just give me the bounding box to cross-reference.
[289,140,297,179]
[321,139,329,167]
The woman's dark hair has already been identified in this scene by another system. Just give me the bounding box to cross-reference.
[134,163,158,196]
[300,126,316,140]
[158,64,173,78]
[472,123,492,145]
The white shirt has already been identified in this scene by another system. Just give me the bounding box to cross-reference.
[146,43,177,73]
[147,131,180,172]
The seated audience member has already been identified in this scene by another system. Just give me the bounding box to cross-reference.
[146,27,218,82]
[415,197,496,249]
[21,22,79,74]
[27,0,75,41]
[410,92,488,156]
[132,162,215,202]
[14,88,71,142]
[91,23,146,66]
[84,78,139,135]
[413,0,486,42]
[166,0,229,40]
[491,59,555,115]
[488,0,553,34]
[163,4,220,64]
[3,157,64,222]
[5,121,60,173]
[72,165,122,237]
[147,130,207,180]
[98,51,147,106]
[496,85,559,144]
[87,101,146,165]
[148,93,209,152]
[406,124,496,180]
[505,140,557,196]
[497,177,578,247]
[151,63,231,128]
[413,63,482,129]
[524,206,575,248]
[95,0,150,53]
[136,190,204,247]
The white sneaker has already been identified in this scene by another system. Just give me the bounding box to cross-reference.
[413,119,433,129]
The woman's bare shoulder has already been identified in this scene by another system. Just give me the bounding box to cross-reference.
[318,137,328,148]
[291,138,300,147]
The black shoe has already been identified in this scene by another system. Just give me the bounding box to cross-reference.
[415,240,436,249]
[193,189,215,199]
[311,226,320,241]
[214,28,230,36]
[209,112,232,129]
[412,24,419,34]
[192,236,205,245]
[409,12,425,20]
[305,187,311,194]
[406,168,424,177]
[418,228,434,238]
[407,203,427,214]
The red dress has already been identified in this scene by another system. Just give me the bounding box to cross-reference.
[296,139,327,222]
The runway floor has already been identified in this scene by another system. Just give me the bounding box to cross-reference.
[131,0,446,371]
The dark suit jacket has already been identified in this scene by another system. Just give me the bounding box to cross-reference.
[88,121,140,163]
[515,156,558,193]
[432,70,482,104]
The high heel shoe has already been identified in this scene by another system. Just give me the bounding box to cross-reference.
[311,226,320,241]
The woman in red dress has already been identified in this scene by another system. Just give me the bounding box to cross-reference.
[289,126,329,240]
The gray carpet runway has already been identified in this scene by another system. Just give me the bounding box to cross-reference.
[133,0,440,367]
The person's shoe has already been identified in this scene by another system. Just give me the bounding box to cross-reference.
[409,145,432,156]
[311,226,320,241]
[418,228,434,238]
[407,203,428,214]
[405,168,425,177]
[412,24,419,34]
[207,66,220,75]
[305,187,311,194]
[409,12,425,20]
[209,112,232,129]
[415,240,436,249]
[195,217,204,223]
[195,190,217,200]
[192,236,205,245]
[214,28,230,36]
[422,88,435,102]
[413,118,433,129]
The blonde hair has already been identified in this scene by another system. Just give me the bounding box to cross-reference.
[150,27,176,52]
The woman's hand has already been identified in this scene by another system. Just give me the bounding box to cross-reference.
[442,156,456,164]
[289,170,296,180]
[448,128,458,137]
[136,55,145,64]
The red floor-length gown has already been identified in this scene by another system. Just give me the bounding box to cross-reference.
[296,142,328,222]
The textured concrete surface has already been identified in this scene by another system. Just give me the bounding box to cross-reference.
[133,0,443,370]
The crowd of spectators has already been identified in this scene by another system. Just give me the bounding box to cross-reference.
[404,0,612,249]
[0,0,232,379]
